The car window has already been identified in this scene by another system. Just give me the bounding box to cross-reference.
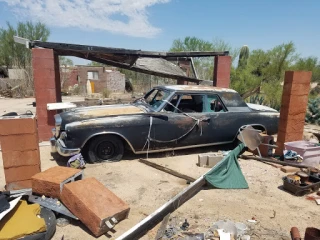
[163,95,179,112]
[174,94,204,113]
[205,95,226,112]
[145,89,171,110]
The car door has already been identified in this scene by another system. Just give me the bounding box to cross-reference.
[172,94,240,148]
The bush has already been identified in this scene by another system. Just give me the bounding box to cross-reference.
[306,98,320,125]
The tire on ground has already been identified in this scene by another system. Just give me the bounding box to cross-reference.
[86,135,124,163]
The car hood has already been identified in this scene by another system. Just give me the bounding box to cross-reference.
[246,103,278,112]
[58,104,145,129]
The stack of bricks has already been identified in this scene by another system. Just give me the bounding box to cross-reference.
[31,166,130,237]
[213,55,231,88]
[0,116,41,190]
[32,48,62,141]
[275,71,312,155]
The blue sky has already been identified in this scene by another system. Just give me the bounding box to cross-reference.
[0,0,319,65]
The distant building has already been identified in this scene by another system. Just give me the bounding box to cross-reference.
[61,66,125,94]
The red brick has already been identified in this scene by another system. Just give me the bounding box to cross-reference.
[4,165,40,183]
[33,58,55,70]
[284,71,313,85]
[6,180,32,190]
[276,71,311,154]
[213,56,231,88]
[2,150,40,169]
[32,48,54,59]
[0,134,39,153]
[61,177,130,237]
[0,116,37,136]
[32,166,82,199]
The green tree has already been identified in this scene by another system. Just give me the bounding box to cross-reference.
[0,21,50,69]
[170,36,239,80]
[292,57,320,82]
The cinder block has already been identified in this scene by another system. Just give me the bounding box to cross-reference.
[281,166,300,173]
[32,166,83,199]
[207,154,223,168]
[4,165,41,183]
[61,177,130,237]
[0,116,37,136]
[2,150,40,169]
[6,180,32,190]
[0,134,39,153]
[198,154,208,167]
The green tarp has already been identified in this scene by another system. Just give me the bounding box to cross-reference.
[205,143,249,189]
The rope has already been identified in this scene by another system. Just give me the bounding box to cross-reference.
[142,99,210,159]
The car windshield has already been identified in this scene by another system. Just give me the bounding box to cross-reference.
[144,89,171,110]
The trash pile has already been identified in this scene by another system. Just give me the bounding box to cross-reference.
[0,166,130,239]
[158,218,250,240]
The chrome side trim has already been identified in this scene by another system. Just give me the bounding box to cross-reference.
[81,132,136,153]
[81,132,236,155]
[134,141,234,154]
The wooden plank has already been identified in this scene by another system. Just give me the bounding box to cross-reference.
[280,166,301,173]
[240,155,316,169]
[117,175,206,240]
[155,213,170,240]
[139,159,196,183]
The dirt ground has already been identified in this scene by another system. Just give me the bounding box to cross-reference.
[0,97,319,239]
[0,145,319,240]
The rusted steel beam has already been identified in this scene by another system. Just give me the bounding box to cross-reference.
[31,40,229,58]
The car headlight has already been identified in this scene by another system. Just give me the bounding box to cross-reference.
[60,131,67,140]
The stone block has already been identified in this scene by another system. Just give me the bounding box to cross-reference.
[0,116,37,136]
[4,165,41,183]
[2,150,40,169]
[0,134,39,153]
[61,177,130,237]
[32,166,83,199]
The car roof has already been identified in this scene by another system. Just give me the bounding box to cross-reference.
[158,85,237,93]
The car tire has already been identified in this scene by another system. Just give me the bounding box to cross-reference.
[86,135,124,163]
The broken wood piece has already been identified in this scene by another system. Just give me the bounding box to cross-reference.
[138,159,196,182]
[281,166,301,173]
[155,213,170,240]
[240,155,317,170]
[117,175,206,240]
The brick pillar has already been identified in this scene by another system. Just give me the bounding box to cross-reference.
[0,116,41,190]
[275,71,312,155]
[32,49,62,141]
[213,56,231,88]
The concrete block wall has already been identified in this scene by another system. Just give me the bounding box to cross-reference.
[0,116,41,190]
[275,71,312,154]
[106,71,125,92]
[32,48,61,141]
[213,56,231,88]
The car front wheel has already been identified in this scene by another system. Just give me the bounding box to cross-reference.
[86,135,124,163]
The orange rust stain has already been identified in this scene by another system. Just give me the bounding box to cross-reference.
[80,106,143,117]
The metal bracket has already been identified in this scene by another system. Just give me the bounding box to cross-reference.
[28,195,78,220]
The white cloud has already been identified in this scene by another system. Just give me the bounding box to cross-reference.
[1,0,170,38]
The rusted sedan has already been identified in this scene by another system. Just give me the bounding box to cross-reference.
[50,85,279,163]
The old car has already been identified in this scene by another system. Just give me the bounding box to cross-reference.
[50,85,279,163]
